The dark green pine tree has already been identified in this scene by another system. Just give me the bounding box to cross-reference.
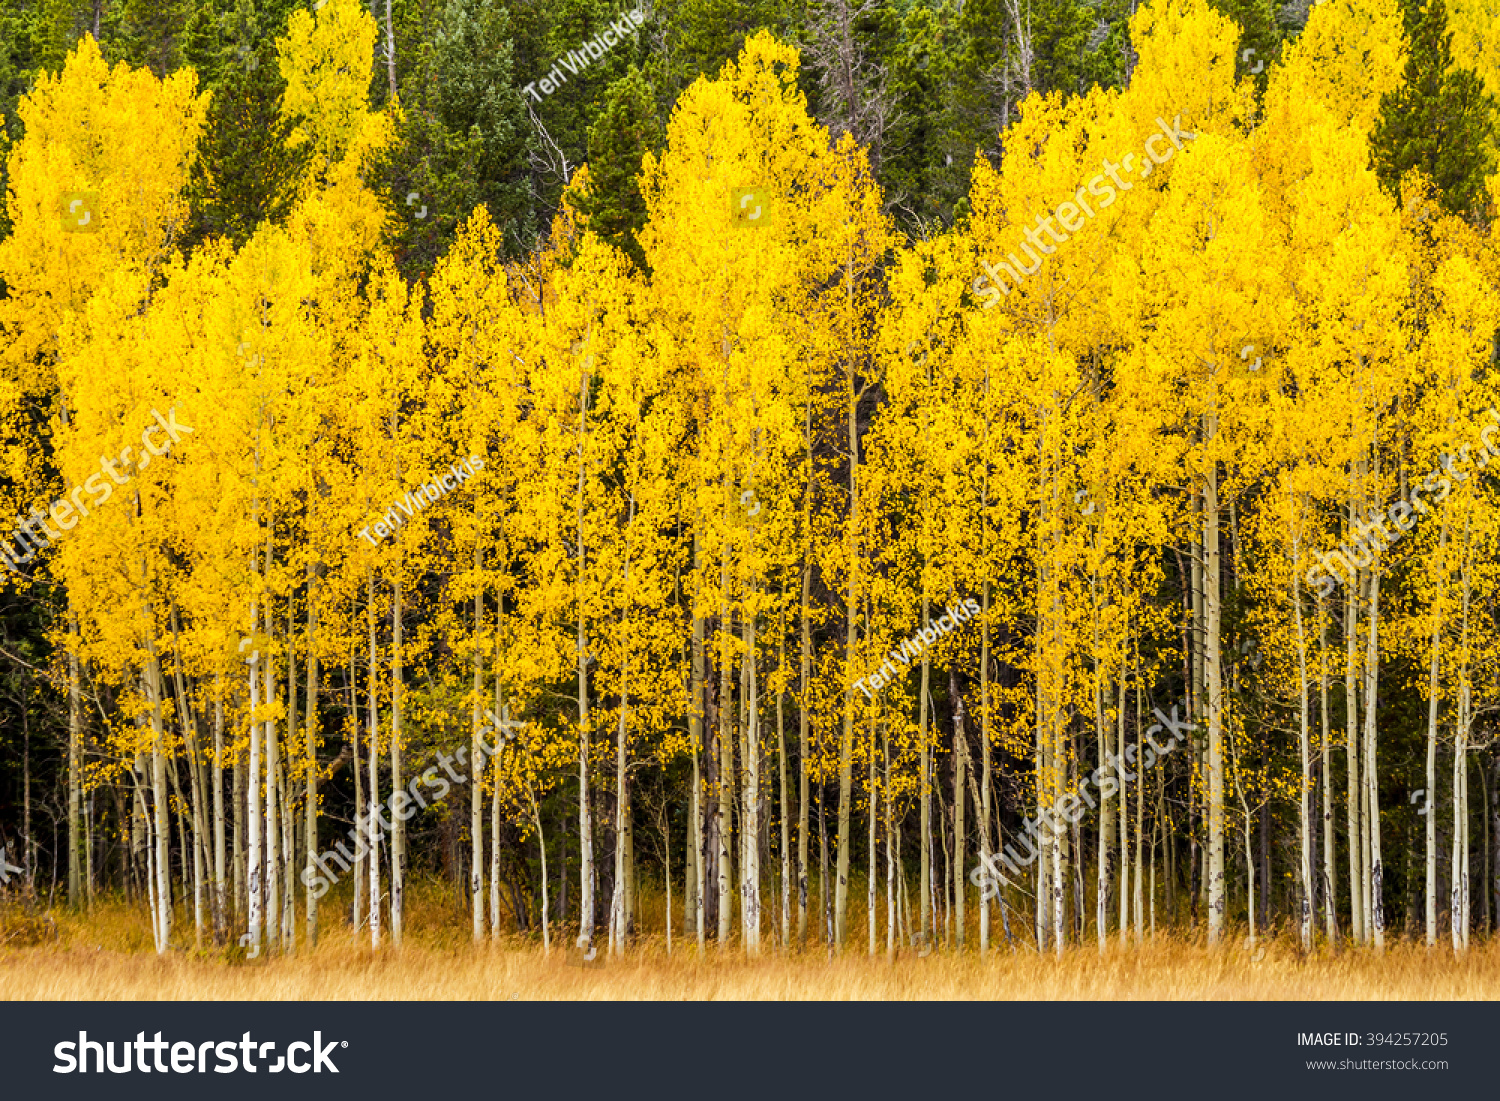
[1029,0,1104,97]
[534,0,643,197]
[575,63,661,271]
[1371,0,1498,223]
[1203,0,1280,86]
[0,0,37,246]
[181,0,224,87]
[184,0,308,250]
[116,0,192,76]
[371,0,534,278]
[883,0,961,227]
[36,0,93,73]
[649,0,790,110]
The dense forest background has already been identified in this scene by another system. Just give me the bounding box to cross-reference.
[0,0,1498,961]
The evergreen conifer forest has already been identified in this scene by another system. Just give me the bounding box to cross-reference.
[0,0,1499,977]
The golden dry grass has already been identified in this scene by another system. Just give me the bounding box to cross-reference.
[3,890,1496,1000]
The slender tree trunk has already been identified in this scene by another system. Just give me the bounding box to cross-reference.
[1365,564,1383,951]
[799,562,812,948]
[1425,542,1444,947]
[979,580,992,955]
[265,595,280,955]
[472,555,486,943]
[1452,555,1473,954]
[919,595,931,951]
[777,613,790,948]
[1318,597,1336,942]
[835,384,860,950]
[367,571,381,949]
[950,667,967,949]
[491,621,504,941]
[690,530,705,949]
[214,679,226,941]
[68,611,82,906]
[717,552,735,946]
[576,366,595,953]
[247,592,262,956]
[1346,548,1363,945]
[391,576,404,944]
[742,610,761,954]
[1204,428,1225,946]
[1294,529,1313,951]
[1096,653,1113,952]
[305,563,319,947]
[867,713,877,957]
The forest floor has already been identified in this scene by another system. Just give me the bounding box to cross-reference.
[2,890,1494,999]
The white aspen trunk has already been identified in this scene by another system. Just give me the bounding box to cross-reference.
[687,528,704,949]
[743,610,761,954]
[472,560,485,943]
[718,543,736,948]
[664,800,673,955]
[1293,525,1313,951]
[1095,660,1112,953]
[350,648,364,929]
[169,605,207,950]
[391,576,404,945]
[1244,808,1255,945]
[1133,663,1144,943]
[491,753,502,941]
[868,714,877,957]
[1364,562,1383,951]
[918,593,931,950]
[1345,547,1363,945]
[951,669,967,949]
[137,756,161,952]
[527,775,551,954]
[1318,598,1337,942]
[491,602,504,940]
[280,601,296,954]
[304,562,319,948]
[280,751,294,952]
[148,653,172,953]
[1452,696,1469,954]
[798,561,812,948]
[367,571,381,949]
[979,579,993,956]
[1425,557,1443,947]
[1034,669,1045,953]
[610,636,631,956]
[884,722,895,960]
[777,620,790,948]
[265,602,280,955]
[1120,676,1129,938]
[1453,554,1473,954]
[214,679,226,942]
[246,585,262,955]
[1204,432,1225,947]
[835,390,860,951]
[68,611,82,907]
[576,365,595,955]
